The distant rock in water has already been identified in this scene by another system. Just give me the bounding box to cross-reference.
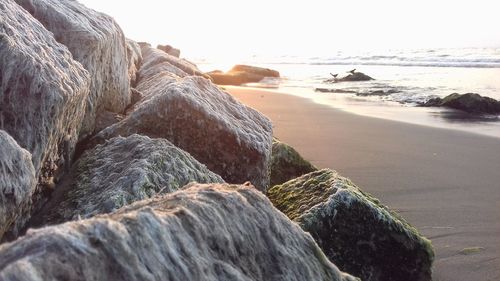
[0,131,36,241]
[421,93,500,115]
[207,65,280,86]
[0,184,358,281]
[270,139,317,186]
[325,71,374,83]
[30,135,223,226]
[267,169,434,281]
[157,44,181,58]
[15,0,131,138]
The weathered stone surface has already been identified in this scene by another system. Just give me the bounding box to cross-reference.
[157,43,181,58]
[206,65,280,86]
[231,64,280,78]
[267,169,434,281]
[421,93,500,115]
[32,134,224,226]
[0,131,36,241]
[92,75,273,191]
[325,72,374,83]
[270,139,317,186]
[0,0,90,179]
[126,38,143,87]
[0,184,358,281]
[138,46,206,82]
[16,0,131,137]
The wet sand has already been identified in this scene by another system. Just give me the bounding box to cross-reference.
[228,86,500,281]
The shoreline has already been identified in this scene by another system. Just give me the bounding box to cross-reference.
[241,85,500,139]
[227,86,500,281]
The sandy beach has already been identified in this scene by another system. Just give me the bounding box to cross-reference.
[228,86,500,281]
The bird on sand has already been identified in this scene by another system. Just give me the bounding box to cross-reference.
[348,69,356,74]
[330,73,338,78]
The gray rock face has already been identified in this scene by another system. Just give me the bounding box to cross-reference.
[270,139,317,186]
[157,44,181,58]
[267,169,434,281]
[0,184,358,281]
[126,39,143,87]
[0,0,90,178]
[15,0,131,137]
[421,93,500,115]
[138,46,207,82]
[92,75,273,191]
[32,135,224,225]
[0,131,36,241]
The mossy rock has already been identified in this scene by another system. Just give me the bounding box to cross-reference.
[267,169,434,281]
[270,138,317,186]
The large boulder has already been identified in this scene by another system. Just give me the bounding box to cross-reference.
[0,0,90,183]
[206,65,280,86]
[15,0,131,137]
[31,134,224,226]
[421,93,500,115]
[270,139,317,186]
[0,131,36,241]
[231,64,280,78]
[0,184,358,281]
[126,38,143,87]
[92,75,273,191]
[267,169,434,281]
[138,46,206,82]
[157,43,181,58]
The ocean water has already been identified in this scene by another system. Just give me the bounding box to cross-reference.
[196,48,500,138]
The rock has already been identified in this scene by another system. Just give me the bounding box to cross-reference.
[421,93,500,115]
[92,75,273,191]
[231,65,280,78]
[356,89,400,97]
[0,184,358,281]
[0,0,90,179]
[325,72,374,83]
[94,111,124,134]
[207,71,265,86]
[157,44,181,58]
[0,131,36,241]
[126,38,143,87]
[138,46,206,82]
[30,134,224,226]
[206,65,280,86]
[315,88,358,94]
[16,0,131,138]
[267,169,434,281]
[270,139,317,186]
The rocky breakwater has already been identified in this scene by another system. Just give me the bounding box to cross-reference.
[91,46,274,191]
[267,169,434,281]
[30,135,224,226]
[0,184,358,281]
[0,0,90,235]
[207,64,280,86]
[15,0,131,138]
[0,131,36,241]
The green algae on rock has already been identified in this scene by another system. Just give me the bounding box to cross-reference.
[0,184,358,281]
[270,138,317,186]
[31,135,224,226]
[267,169,434,281]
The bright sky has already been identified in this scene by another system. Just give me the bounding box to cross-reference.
[80,0,500,60]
